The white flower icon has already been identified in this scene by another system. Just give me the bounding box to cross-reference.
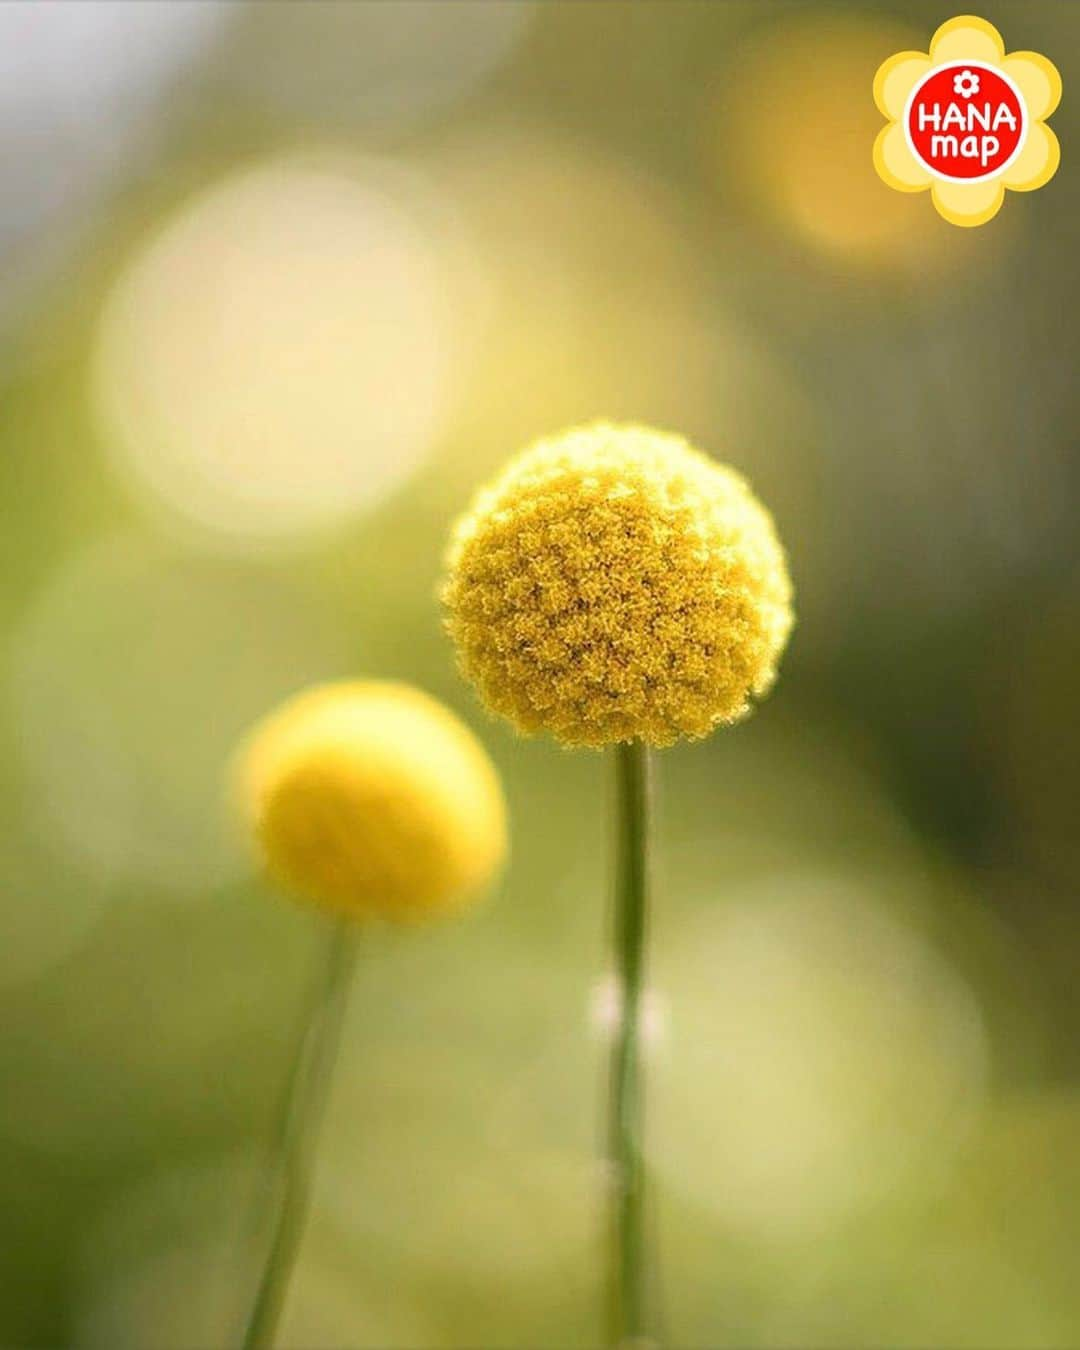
[875,16,1061,226]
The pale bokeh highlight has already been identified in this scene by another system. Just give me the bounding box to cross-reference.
[94,155,459,545]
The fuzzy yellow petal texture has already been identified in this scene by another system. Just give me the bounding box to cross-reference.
[442,423,794,749]
[236,682,507,922]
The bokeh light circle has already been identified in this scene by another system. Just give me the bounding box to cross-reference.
[429,129,815,490]
[717,14,1011,270]
[94,155,457,545]
[652,870,989,1240]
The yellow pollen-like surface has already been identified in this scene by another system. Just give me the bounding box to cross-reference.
[443,423,794,748]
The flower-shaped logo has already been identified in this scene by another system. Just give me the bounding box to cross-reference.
[874,15,1061,226]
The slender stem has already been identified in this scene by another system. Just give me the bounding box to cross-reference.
[608,740,652,1347]
[242,918,359,1350]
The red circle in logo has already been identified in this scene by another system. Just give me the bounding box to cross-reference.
[906,63,1025,180]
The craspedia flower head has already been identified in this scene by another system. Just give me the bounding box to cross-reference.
[234,681,507,922]
[442,422,794,748]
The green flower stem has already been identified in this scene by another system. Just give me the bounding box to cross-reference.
[242,917,359,1350]
[608,740,653,1347]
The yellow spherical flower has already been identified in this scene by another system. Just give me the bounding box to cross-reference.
[236,681,507,922]
[443,422,793,749]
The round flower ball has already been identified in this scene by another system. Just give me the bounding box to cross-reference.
[443,423,794,748]
[235,681,507,922]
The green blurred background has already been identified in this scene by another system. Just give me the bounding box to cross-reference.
[1,2,1078,1346]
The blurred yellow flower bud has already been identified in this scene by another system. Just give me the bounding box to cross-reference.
[235,682,507,922]
[443,422,794,748]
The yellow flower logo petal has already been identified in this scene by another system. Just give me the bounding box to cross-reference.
[874,15,1061,226]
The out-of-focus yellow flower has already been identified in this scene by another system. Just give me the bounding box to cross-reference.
[442,423,793,748]
[236,682,507,922]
